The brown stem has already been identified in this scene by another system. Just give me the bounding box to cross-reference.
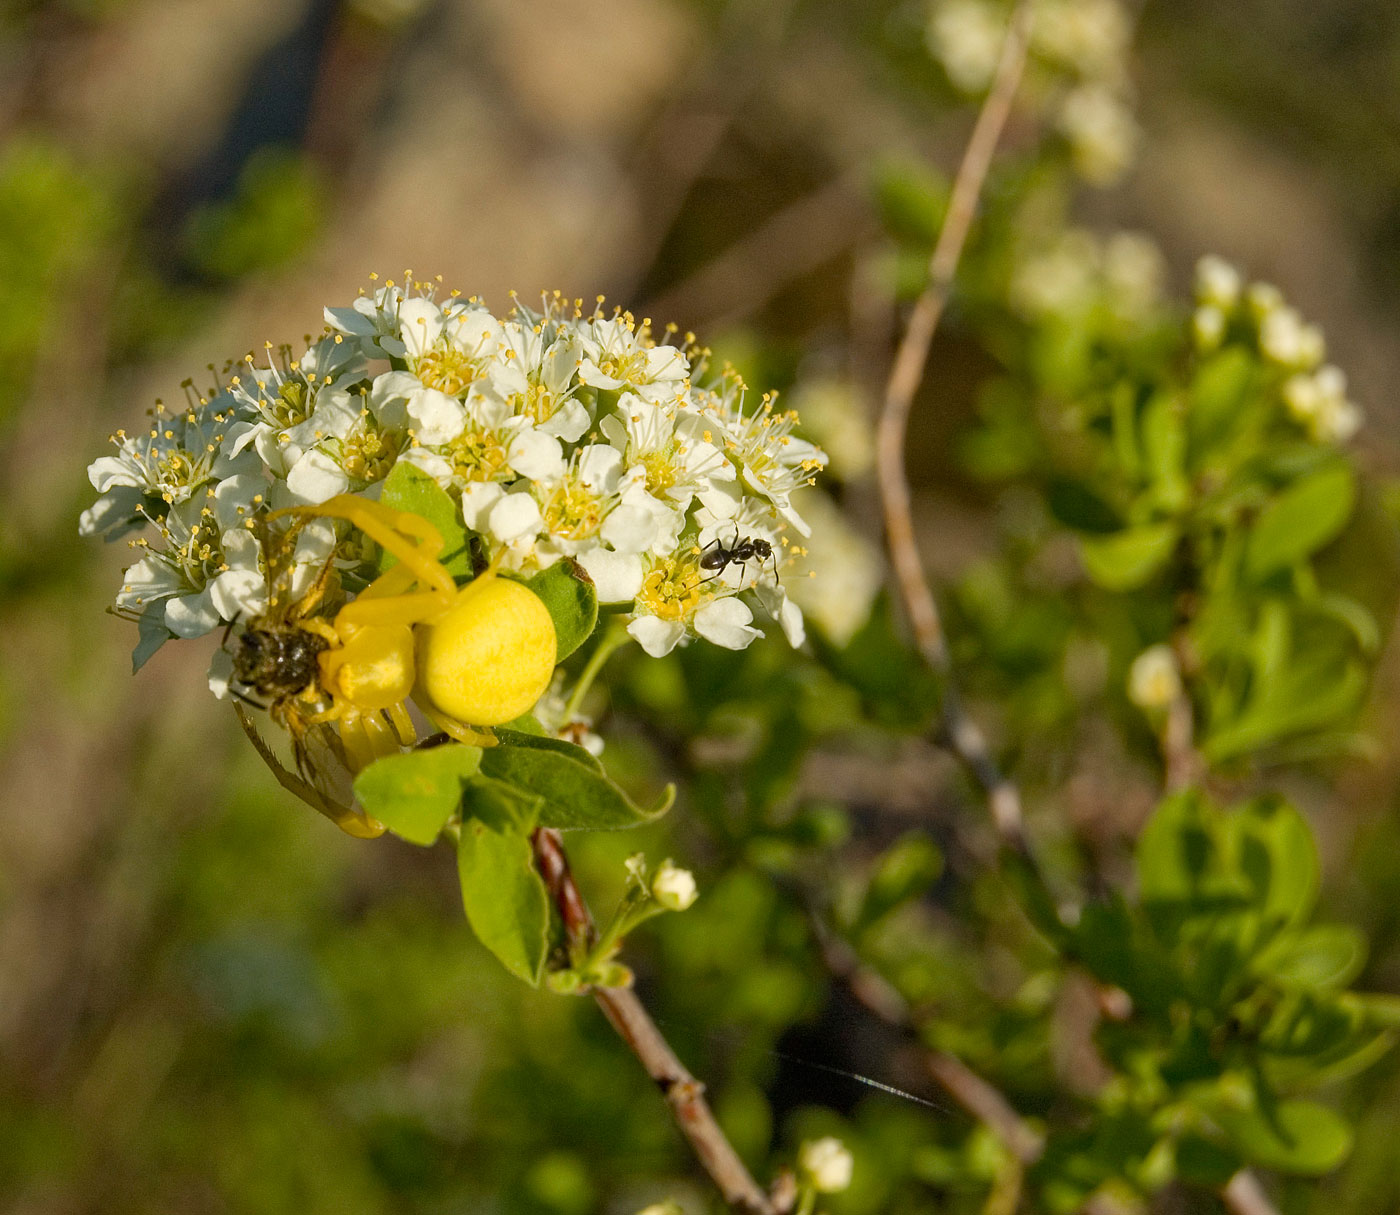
[531,828,776,1215]
[873,0,1034,851]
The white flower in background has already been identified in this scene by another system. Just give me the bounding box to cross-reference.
[1102,232,1165,319]
[783,490,882,648]
[651,861,698,911]
[1195,255,1242,310]
[1032,0,1131,82]
[1258,303,1325,370]
[799,1138,854,1194]
[1283,364,1362,444]
[86,284,823,671]
[1010,229,1101,319]
[927,0,1005,93]
[1192,304,1227,352]
[1058,84,1139,185]
[788,378,875,482]
[1128,644,1181,710]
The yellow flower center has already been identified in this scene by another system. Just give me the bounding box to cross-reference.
[596,348,648,384]
[515,381,559,424]
[415,345,487,396]
[341,429,403,483]
[638,552,704,622]
[641,445,679,495]
[542,477,603,540]
[446,428,509,482]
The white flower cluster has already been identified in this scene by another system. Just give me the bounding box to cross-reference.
[83,280,826,668]
[1191,256,1362,445]
[927,0,1139,185]
[1010,228,1165,323]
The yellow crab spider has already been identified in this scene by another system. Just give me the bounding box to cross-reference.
[273,494,558,767]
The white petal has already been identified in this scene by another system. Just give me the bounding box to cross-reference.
[324,305,379,336]
[396,447,455,486]
[577,548,643,603]
[132,611,173,672]
[213,474,265,530]
[399,296,444,358]
[600,504,657,555]
[208,646,235,699]
[286,450,350,504]
[80,486,144,538]
[408,387,467,445]
[694,596,762,650]
[459,481,504,531]
[756,584,805,647]
[627,614,685,657]
[209,566,268,621]
[540,399,591,443]
[165,587,220,638]
[576,444,623,493]
[88,455,138,493]
[507,429,565,480]
[488,492,543,543]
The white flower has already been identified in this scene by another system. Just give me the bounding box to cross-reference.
[782,490,880,648]
[489,316,592,442]
[799,1138,853,1194]
[578,315,690,403]
[1192,305,1227,352]
[927,0,1004,93]
[1259,305,1324,369]
[1195,255,1242,310]
[1010,230,1100,319]
[83,394,258,537]
[400,295,504,396]
[1032,0,1131,81]
[1058,84,1138,185]
[651,861,698,911]
[325,278,409,358]
[712,393,826,536]
[1128,644,1181,710]
[1283,365,1362,444]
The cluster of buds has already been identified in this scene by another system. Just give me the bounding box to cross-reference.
[82,280,826,675]
[1192,256,1362,445]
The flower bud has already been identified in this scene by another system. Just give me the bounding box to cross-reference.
[799,1137,854,1193]
[1194,255,1241,310]
[1128,644,1181,710]
[651,861,698,911]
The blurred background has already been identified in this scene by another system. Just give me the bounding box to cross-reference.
[3,0,1400,1212]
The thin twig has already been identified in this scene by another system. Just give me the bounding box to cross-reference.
[873,0,1034,849]
[531,828,777,1215]
[816,924,1044,1166]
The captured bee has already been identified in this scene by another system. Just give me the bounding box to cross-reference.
[227,517,382,839]
[696,529,779,588]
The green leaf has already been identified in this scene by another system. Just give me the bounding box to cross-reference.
[857,833,943,929]
[526,560,598,661]
[352,745,483,845]
[457,804,551,985]
[1258,924,1366,989]
[1188,346,1255,453]
[1245,462,1356,581]
[377,461,472,578]
[1079,522,1178,591]
[1232,796,1318,926]
[1136,790,1217,904]
[480,736,672,830]
[1142,392,1191,512]
[1213,1100,1353,1176]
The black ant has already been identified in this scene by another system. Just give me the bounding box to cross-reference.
[696,529,780,588]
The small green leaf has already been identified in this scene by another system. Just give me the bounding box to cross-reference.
[1245,462,1356,581]
[1214,1100,1353,1176]
[1142,392,1191,512]
[1233,795,1318,926]
[1189,346,1255,452]
[526,560,598,661]
[480,736,672,830]
[377,461,472,578]
[1259,924,1366,989]
[457,814,551,985]
[353,745,483,845]
[858,833,943,929]
[461,773,543,832]
[493,727,604,772]
[1080,522,1179,591]
[1136,790,1216,903]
